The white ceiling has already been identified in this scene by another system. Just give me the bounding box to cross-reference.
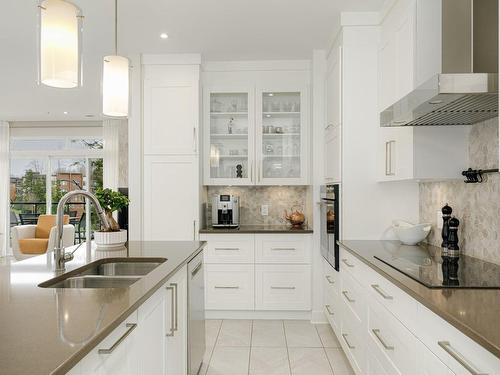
[0,0,384,121]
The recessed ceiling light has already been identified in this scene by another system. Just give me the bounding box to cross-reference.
[63,111,68,115]
[160,33,169,39]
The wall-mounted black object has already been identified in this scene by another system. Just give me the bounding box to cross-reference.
[461,168,499,183]
[441,204,452,255]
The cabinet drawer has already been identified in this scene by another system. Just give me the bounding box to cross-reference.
[324,290,341,335]
[255,234,311,264]
[341,300,365,374]
[418,303,500,375]
[340,270,366,325]
[323,258,340,296]
[205,264,254,310]
[339,246,370,283]
[417,340,454,375]
[255,264,311,310]
[202,234,254,264]
[367,296,417,375]
[364,266,418,332]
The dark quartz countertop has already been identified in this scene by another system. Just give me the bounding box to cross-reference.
[199,224,313,234]
[339,240,500,358]
[0,241,206,375]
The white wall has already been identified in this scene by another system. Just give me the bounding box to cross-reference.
[340,24,419,240]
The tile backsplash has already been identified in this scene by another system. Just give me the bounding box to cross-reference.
[419,118,499,264]
[205,186,309,226]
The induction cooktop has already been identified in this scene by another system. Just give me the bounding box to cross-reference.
[374,250,500,289]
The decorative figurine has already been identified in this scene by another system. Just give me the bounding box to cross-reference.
[236,164,243,178]
[441,204,452,255]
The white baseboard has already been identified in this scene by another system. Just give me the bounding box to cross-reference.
[206,310,312,320]
[310,309,328,324]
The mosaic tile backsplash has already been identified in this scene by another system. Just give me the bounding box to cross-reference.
[205,186,309,226]
[419,118,499,264]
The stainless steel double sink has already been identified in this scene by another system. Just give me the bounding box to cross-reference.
[39,258,167,289]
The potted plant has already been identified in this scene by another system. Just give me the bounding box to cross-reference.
[93,188,129,249]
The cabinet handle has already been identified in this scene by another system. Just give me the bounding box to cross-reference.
[342,290,355,303]
[193,127,197,152]
[372,329,394,350]
[250,163,253,182]
[215,286,239,289]
[342,333,355,349]
[214,247,240,251]
[438,341,487,375]
[325,304,334,315]
[385,141,390,176]
[98,323,137,354]
[325,275,335,284]
[193,220,196,240]
[170,282,178,332]
[270,286,296,290]
[371,284,393,300]
[341,258,354,268]
[191,262,203,278]
[385,140,395,176]
[271,247,296,251]
[165,286,175,337]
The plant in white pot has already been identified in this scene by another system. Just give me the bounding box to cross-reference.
[93,188,129,249]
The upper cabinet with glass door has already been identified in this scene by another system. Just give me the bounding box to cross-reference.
[203,88,255,185]
[256,88,308,185]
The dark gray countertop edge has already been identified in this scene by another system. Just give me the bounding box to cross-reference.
[199,228,313,234]
[53,242,206,375]
[338,241,500,358]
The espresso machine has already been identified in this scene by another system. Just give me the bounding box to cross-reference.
[211,195,240,228]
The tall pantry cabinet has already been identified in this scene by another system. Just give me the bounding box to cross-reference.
[141,55,201,241]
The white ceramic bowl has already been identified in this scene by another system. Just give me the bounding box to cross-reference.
[392,220,431,245]
[94,229,127,250]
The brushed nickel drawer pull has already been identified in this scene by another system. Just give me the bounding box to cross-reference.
[170,282,178,331]
[271,286,296,290]
[325,275,335,284]
[271,247,296,251]
[215,286,240,289]
[215,247,240,251]
[372,329,394,350]
[342,290,355,303]
[165,285,175,337]
[342,333,355,349]
[438,341,487,375]
[371,284,393,300]
[342,258,354,268]
[325,304,334,315]
[191,262,203,278]
[98,323,137,354]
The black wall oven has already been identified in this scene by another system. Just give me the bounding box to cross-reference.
[320,184,340,271]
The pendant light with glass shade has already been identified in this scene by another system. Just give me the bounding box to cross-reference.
[38,0,83,88]
[102,0,129,118]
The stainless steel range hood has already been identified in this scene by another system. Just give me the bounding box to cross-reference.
[381,0,498,127]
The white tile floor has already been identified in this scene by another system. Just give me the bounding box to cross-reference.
[203,319,355,375]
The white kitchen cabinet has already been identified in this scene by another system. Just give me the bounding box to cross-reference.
[143,64,199,155]
[165,265,188,375]
[255,264,311,310]
[137,289,166,375]
[143,155,198,240]
[80,312,139,375]
[255,234,310,264]
[417,340,454,375]
[203,87,255,185]
[256,87,309,185]
[203,234,255,264]
[324,124,341,183]
[205,264,255,310]
[377,126,469,182]
[202,84,309,186]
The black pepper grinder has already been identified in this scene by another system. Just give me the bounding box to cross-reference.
[441,204,452,256]
[447,216,460,258]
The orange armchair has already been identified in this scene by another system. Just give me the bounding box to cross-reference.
[11,215,75,260]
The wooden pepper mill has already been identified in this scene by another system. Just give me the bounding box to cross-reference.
[441,204,452,256]
[447,216,460,258]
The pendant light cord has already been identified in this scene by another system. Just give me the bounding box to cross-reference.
[114,0,118,54]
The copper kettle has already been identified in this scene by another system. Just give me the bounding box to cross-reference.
[284,208,306,228]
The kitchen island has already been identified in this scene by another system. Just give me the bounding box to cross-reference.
[0,241,206,375]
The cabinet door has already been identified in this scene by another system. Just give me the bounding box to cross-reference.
[165,265,188,375]
[143,65,199,155]
[203,87,255,185]
[143,155,198,240]
[80,313,139,375]
[256,87,309,185]
[326,45,342,129]
[137,289,166,375]
[417,340,454,375]
[324,124,341,183]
